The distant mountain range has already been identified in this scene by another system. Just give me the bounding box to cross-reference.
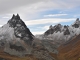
[0,14,80,60]
[36,18,80,44]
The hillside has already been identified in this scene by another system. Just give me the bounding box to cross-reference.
[57,34,80,60]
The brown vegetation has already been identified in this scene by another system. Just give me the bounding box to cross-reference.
[57,35,80,60]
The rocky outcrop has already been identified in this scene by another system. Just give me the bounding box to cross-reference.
[8,14,33,41]
[44,24,62,35]
[72,18,80,28]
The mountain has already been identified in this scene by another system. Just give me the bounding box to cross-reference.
[0,14,80,60]
[0,14,56,60]
[35,18,80,60]
[36,18,80,45]
[72,18,80,28]
[0,14,34,57]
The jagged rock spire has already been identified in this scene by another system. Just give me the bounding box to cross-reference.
[49,25,53,29]
[16,14,20,20]
[76,18,79,21]
[11,14,20,20]
[8,14,33,41]
[11,14,15,19]
[72,18,80,28]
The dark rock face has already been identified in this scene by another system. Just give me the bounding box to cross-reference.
[45,29,54,35]
[63,25,70,35]
[0,58,7,60]
[0,39,6,48]
[44,24,62,36]
[72,24,79,28]
[10,44,25,51]
[72,18,80,28]
[54,24,62,33]
[8,14,33,41]
[64,28,70,35]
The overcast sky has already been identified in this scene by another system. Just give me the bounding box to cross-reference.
[0,0,80,35]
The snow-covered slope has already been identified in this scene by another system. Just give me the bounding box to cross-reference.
[36,18,80,43]
[0,14,34,56]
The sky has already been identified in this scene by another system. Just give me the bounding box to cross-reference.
[0,0,80,35]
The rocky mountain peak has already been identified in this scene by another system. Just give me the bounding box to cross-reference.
[49,25,53,29]
[11,14,20,20]
[64,25,68,28]
[55,23,61,28]
[72,18,80,28]
[56,23,62,27]
[0,14,35,56]
[7,14,33,41]
[74,18,80,24]
[8,14,26,28]
[76,18,79,21]
[49,24,62,29]
[44,24,62,35]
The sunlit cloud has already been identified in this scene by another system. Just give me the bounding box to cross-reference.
[25,18,76,25]
[44,14,68,17]
[0,0,80,35]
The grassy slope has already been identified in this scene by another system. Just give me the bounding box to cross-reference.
[57,35,80,60]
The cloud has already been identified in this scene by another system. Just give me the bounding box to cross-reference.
[25,18,76,25]
[0,0,43,14]
[32,31,44,35]
[11,0,80,15]
[44,14,68,17]
[2,17,10,19]
[0,0,79,17]
[0,25,2,27]
[43,26,49,30]
[73,14,80,18]
[0,0,79,22]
